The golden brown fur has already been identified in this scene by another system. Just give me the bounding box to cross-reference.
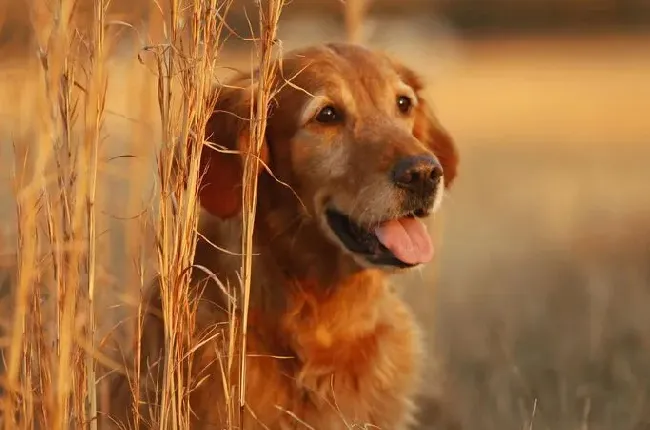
[107,42,459,429]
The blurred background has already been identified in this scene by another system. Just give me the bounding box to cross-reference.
[1,0,650,429]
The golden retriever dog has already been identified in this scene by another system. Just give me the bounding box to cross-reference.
[108,42,459,429]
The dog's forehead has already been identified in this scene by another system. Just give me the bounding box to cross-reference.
[280,44,404,93]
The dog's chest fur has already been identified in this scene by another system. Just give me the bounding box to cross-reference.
[191,271,423,430]
[188,216,423,429]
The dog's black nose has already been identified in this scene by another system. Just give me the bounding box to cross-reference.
[392,154,442,193]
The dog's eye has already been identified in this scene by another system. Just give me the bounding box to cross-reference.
[315,105,341,124]
[397,95,413,114]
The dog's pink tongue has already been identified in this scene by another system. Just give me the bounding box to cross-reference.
[374,217,433,265]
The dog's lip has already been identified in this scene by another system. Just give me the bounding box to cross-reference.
[324,207,430,269]
[412,207,431,218]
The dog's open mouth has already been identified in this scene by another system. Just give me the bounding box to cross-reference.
[325,208,434,269]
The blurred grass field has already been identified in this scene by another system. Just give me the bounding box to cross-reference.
[1,2,650,428]
[402,33,650,430]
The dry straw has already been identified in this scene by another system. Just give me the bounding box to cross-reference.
[0,0,283,428]
[2,0,110,427]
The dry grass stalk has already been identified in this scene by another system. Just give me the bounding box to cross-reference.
[146,0,232,428]
[6,0,76,427]
[343,0,369,44]
[2,0,289,428]
[2,0,111,427]
[236,0,285,424]
[83,3,109,430]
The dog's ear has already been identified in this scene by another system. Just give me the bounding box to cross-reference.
[198,77,270,218]
[394,63,459,188]
[412,96,458,189]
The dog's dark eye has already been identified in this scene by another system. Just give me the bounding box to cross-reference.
[397,95,413,114]
[315,105,341,124]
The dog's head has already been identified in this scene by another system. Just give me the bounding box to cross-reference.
[198,43,458,272]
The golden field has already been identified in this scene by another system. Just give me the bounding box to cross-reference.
[0,1,649,428]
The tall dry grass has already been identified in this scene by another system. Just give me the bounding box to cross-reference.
[2,0,111,427]
[0,0,290,428]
